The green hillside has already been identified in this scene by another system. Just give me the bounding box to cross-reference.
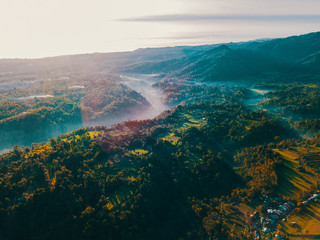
[2,32,320,239]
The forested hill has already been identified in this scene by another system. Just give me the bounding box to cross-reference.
[0,77,151,153]
[2,31,320,239]
[0,98,287,240]
[3,82,320,239]
[122,31,320,81]
[239,31,320,64]
[0,31,319,83]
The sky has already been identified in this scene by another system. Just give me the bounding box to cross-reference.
[0,0,320,58]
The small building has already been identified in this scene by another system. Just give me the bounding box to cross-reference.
[267,209,273,214]
[262,228,270,233]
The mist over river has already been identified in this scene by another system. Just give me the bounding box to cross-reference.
[0,74,168,154]
[120,74,168,120]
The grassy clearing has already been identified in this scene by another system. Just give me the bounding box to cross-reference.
[304,153,320,169]
[238,202,256,216]
[88,130,102,139]
[179,113,206,130]
[129,149,149,156]
[274,149,318,201]
[59,133,81,143]
[58,130,101,144]
[294,146,320,169]
[161,132,180,145]
[304,84,318,88]
[160,113,206,144]
[224,205,248,234]
[25,144,52,159]
[280,202,320,239]
[296,146,320,155]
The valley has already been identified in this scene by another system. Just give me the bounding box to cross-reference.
[119,74,167,120]
[1,31,320,240]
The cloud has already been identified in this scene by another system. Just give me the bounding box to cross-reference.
[118,14,320,22]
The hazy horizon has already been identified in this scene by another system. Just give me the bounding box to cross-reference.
[1,0,320,59]
[1,30,319,60]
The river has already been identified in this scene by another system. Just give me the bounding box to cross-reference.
[120,74,167,120]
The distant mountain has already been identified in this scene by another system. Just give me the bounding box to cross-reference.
[237,31,320,67]
[167,45,296,81]
[123,44,301,82]
[1,31,319,84]
[2,31,320,240]
[122,31,320,81]
[0,45,218,83]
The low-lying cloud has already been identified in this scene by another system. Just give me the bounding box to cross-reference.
[119,14,320,22]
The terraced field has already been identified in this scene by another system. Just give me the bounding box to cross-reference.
[280,202,320,239]
[303,153,320,169]
[275,149,319,200]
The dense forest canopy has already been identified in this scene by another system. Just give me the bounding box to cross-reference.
[1,31,320,239]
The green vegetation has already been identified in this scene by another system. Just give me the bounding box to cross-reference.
[275,148,319,200]
[3,84,320,239]
[2,31,320,239]
[280,202,320,238]
[0,78,150,152]
[0,97,308,240]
